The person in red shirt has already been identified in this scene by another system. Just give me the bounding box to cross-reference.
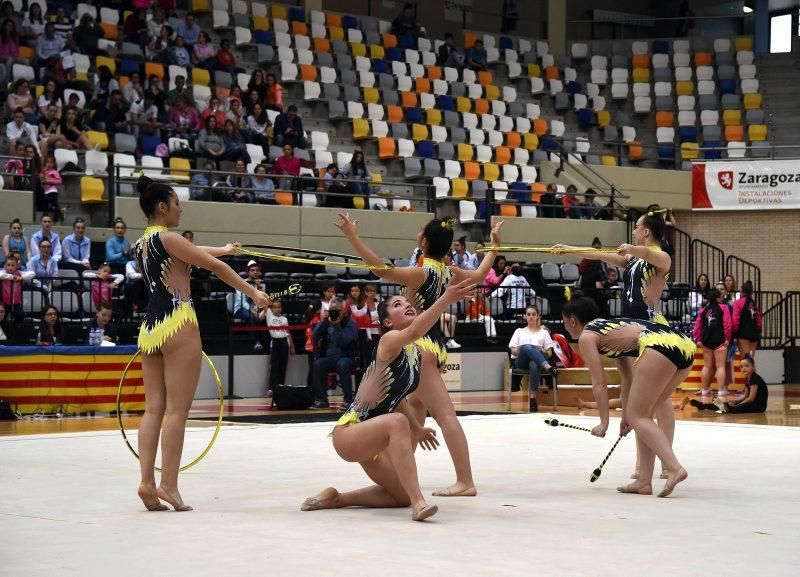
[272,143,302,191]
[215,38,242,74]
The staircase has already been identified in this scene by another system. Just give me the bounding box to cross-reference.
[756,52,800,157]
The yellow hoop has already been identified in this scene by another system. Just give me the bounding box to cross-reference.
[236,247,394,270]
[474,245,618,253]
[116,350,224,472]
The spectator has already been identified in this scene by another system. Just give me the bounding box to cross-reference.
[201,96,228,127]
[690,272,710,318]
[226,97,247,132]
[579,257,607,315]
[171,35,191,66]
[57,105,92,151]
[215,37,240,74]
[37,305,65,345]
[37,80,62,118]
[339,149,372,195]
[465,39,488,71]
[495,263,535,320]
[391,3,421,38]
[144,74,167,112]
[304,283,336,387]
[273,104,306,149]
[27,237,57,292]
[91,66,119,112]
[86,301,118,344]
[147,8,166,40]
[273,143,302,190]
[322,164,354,208]
[166,75,195,108]
[156,0,178,17]
[311,297,357,409]
[71,13,103,57]
[693,287,732,398]
[246,102,270,148]
[716,280,737,392]
[258,300,293,396]
[221,119,250,163]
[30,213,61,261]
[603,267,621,301]
[251,163,276,204]
[2,218,30,267]
[176,12,200,47]
[123,10,149,51]
[148,23,173,64]
[225,158,254,203]
[0,254,33,323]
[733,280,761,360]
[51,7,71,42]
[122,71,144,105]
[125,258,147,312]
[0,301,15,343]
[0,18,19,81]
[247,69,268,102]
[582,188,601,219]
[128,93,161,137]
[723,274,739,301]
[196,115,225,162]
[61,217,91,272]
[168,94,202,142]
[437,32,463,67]
[193,30,215,69]
[264,73,284,112]
[538,183,561,219]
[22,3,45,41]
[562,184,585,219]
[594,196,625,221]
[501,0,520,33]
[102,90,129,134]
[105,218,131,273]
[85,263,124,309]
[345,284,378,386]
[6,107,45,157]
[40,155,62,218]
[452,235,477,270]
[720,354,767,414]
[7,81,35,120]
[465,246,499,343]
[490,255,511,288]
[189,159,214,200]
[508,305,556,411]
[229,259,264,323]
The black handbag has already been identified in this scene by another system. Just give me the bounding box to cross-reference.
[272,385,312,410]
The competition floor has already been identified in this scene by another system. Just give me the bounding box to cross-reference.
[1,388,799,577]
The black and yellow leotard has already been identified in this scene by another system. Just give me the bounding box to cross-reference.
[584,317,696,369]
[135,226,198,354]
[407,257,451,367]
[336,343,421,426]
[622,247,669,325]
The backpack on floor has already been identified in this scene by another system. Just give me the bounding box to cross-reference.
[0,399,18,420]
[272,385,313,410]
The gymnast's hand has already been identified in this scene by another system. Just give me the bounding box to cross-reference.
[443,277,477,303]
[550,244,568,255]
[619,419,633,437]
[616,243,635,257]
[334,212,359,237]
[592,422,608,438]
[490,220,504,245]
[415,427,439,451]
[252,290,272,310]
[222,242,241,255]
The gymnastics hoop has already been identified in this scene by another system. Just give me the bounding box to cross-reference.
[236,247,394,270]
[474,245,618,254]
[116,350,224,472]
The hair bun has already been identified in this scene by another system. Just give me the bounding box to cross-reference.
[136,175,154,196]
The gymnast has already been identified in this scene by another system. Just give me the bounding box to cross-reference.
[561,293,695,497]
[133,176,270,511]
[301,277,476,521]
[336,213,503,497]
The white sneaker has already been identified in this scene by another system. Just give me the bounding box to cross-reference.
[446,339,461,349]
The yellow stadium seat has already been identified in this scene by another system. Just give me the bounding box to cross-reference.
[34,84,43,97]
[329,26,344,41]
[723,109,742,125]
[676,81,694,96]
[378,137,396,158]
[351,42,366,57]
[499,203,518,217]
[192,67,210,86]
[352,196,366,209]
[456,96,471,113]
[370,44,385,59]
[743,93,762,109]
[523,133,539,150]
[352,118,370,139]
[735,36,753,52]
[363,87,379,104]
[426,108,442,126]
[483,163,500,182]
[632,68,649,83]
[451,179,468,198]
[597,110,611,127]
[484,84,500,100]
[272,5,287,19]
[191,0,210,12]
[457,143,474,161]
[95,55,116,75]
[748,124,767,141]
[680,142,700,160]
[81,177,106,204]
[601,155,617,166]
[527,64,541,77]
[411,123,429,141]
[253,16,269,31]
[86,131,109,150]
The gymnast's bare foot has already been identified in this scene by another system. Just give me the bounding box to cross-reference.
[301,487,340,511]
[677,396,690,410]
[138,483,168,511]
[617,480,653,495]
[411,501,438,521]
[577,397,588,410]
[658,467,688,497]
[432,482,477,497]
[157,485,193,511]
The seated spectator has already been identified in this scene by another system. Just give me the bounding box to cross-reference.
[86,301,118,344]
[273,143,302,190]
[226,97,247,132]
[437,32,463,67]
[57,105,92,151]
[105,218,131,274]
[721,354,767,414]
[37,80,62,118]
[215,37,241,74]
[102,90,129,134]
[273,104,306,149]
[37,305,65,345]
[603,267,621,302]
[229,259,264,322]
[193,31,215,69]
[2,218,30,267]
[123,10,149,51]
[0,254,34,323]
[508,305,557,411]
[91,66,120,111]
[27,237,58,292]
[0,18,19,81]
[61,217,91,272]
[156,0,178,17]
[125,258,147,312]
[391,3,421,38]
[0,301,15,343]
[251,163,276,204]
[147,8,166,40]
[583,188,601,219]
[22,3,45,42]
[166,75,195,109]
[323,164,355,208]
[85,263,124,309]
[201,96,228,127]
[148,24,173,64]
[128,93,162,137]
[30,213,61,261]
[6,107,46,158]
[7,80,35,122]
[452,235,477,270]
[594,196,625,221]
[495,263,535,320]
[339,149,372,195]
[538,183,562,219]
[312,297,357,409]
[247,69,268,102]
[264,73,284,112]
[196,115,225,162]
[221,119,251,163]
[72,13,104,57]
[168,95,202,143]
[51,6,71,42]
[190,159,215,200]
[144,74,167,114]
[465,39,488,71]
[171,35,191,66]
[225,158,254,203]
[176,12,200,47]
[562,184,585,219]
[246,102,270,148]
[122,71,144,105]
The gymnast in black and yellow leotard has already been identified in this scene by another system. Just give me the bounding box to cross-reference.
[622,248,669,324]
[302,279,476,521]
[407,257,451,366]
[130,176,270,513]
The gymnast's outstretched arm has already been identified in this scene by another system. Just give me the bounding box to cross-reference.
[197,242,241,258]
[551,244,629,269]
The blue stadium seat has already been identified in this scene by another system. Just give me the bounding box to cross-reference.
[254,31,272,45]
[387,47,403,61]
[342,15,359,29]
[120,59,140,77]
[567,81,583,95]
[657,142,676,162]
[540,135,558,151]
[509,181,529,202]
[405,107,423,123]
[417,141,435,159]
[577,108,594,129]
[372,59,388,74]
[436,95,455,111]
[703,140,723,159]
[499,36,513,51]
[718,79,737,96]
[399,35,416,50]
[141,135,162,157]
[652,40,669,54]
[678,126,698,143]
[288,7,305,22]
[477,199,488,220]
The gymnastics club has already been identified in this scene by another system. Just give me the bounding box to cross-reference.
[267,284,302,300]
[544,417,593,434]
[590,436,624,483]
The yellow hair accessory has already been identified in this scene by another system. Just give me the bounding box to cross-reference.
[564,286,572,302]
[440,218,456,230]
[646,208,669,217]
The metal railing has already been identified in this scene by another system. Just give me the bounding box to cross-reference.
[726,255,761,293]
[691,238,725,288]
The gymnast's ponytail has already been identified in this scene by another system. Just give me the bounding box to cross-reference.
[137,175,175,219]
[421,218,455,260]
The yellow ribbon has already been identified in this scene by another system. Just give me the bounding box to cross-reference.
[235,247,394,270]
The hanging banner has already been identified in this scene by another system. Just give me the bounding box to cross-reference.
[442,352,462,391]
[692,160,800,210]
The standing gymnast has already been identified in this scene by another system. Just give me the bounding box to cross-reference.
[336,213,503,497]
[301,277,476,521]
[133,176,271,511]
[562,294,695,497]
[553,209,676,480]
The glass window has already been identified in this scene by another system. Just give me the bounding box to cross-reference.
[771,13,792,53]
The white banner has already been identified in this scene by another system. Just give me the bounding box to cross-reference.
[692,160,800,210]
[442,352,462,391]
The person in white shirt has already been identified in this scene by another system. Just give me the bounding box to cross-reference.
[30,213,62,262]
[259,300,294,397]
[452,236,478,270]
[495,263,535,320]
[125,258,147,312]
[5,108,47,157]
[508,305,556,412]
